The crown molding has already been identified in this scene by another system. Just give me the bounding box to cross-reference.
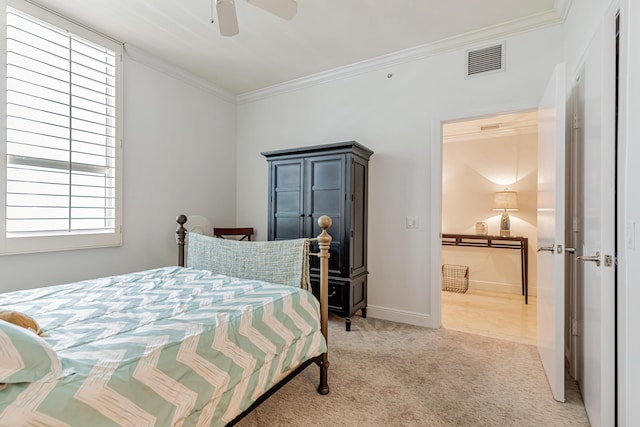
[125,7,565,107]
[554,0,573,21]
[237,9,563,105]
[124,44,237,104]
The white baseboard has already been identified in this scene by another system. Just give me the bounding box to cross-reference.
[366,305,437,328]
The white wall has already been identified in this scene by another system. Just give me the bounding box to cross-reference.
[563,0,618,81]
[442,131,538,295]
[236,24,563,327]
[0,49,238,293]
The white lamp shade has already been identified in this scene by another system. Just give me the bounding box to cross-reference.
[492,191,519,211]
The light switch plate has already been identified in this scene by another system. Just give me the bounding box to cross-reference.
[627,221,636,250]
[406,216,419,229]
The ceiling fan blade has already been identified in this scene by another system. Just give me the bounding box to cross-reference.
[216,0,239,36]
[246,0,298,20]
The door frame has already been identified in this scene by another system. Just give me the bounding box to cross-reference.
[430,100,545,329]
[567,72,582,383]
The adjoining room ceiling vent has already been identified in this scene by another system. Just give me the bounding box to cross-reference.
[466,42,505,78]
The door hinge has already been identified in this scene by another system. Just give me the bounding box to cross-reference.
[573,112,579,129]
[572,318,578,336]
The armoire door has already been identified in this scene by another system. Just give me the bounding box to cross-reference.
[306,154,345,277]
[350,156,368,278]
[268,158,304,241]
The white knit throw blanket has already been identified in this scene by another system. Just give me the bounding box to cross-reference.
[187,232,310,290]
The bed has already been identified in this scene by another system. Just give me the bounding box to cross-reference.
[0,215,332,426]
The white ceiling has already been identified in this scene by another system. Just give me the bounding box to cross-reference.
[29,0,560,95]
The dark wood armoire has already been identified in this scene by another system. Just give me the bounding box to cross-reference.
[261,141,373,331]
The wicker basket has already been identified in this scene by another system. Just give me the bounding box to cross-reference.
[441,264,469,293]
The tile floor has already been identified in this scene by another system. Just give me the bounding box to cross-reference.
[441,289,537,346]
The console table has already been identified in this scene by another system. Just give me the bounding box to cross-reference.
[441,233,529,304]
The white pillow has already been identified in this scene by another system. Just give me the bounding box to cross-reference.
[0,319,62,383]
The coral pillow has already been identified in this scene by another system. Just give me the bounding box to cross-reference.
[0,319,61,384]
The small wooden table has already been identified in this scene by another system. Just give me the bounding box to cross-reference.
[441,233,529,304]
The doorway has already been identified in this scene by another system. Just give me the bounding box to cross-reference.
[440,111,538,345]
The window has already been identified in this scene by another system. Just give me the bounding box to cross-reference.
[2,0,122,255]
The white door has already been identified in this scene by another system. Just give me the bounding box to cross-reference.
[574,16,616,427]
[536,63,566,402]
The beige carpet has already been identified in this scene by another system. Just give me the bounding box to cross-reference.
[238,315,590,427]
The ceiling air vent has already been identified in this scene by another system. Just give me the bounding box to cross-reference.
[466,42,505,77]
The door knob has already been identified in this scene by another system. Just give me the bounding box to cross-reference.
[537,245,554,252]
[576,251,601,267]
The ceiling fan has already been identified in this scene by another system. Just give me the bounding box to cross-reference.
[215,0,298,37]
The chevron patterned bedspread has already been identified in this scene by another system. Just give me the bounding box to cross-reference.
[0,266,327,426]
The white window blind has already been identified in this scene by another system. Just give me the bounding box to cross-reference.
[3,1,122,254]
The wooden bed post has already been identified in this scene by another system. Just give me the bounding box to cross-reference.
[316,215,332,395]
[176,214,187,267]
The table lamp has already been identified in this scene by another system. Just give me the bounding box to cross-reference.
[493,190,518,237]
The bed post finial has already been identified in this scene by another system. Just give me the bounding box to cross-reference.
[316,215,332,395]
[176,215,187,267]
